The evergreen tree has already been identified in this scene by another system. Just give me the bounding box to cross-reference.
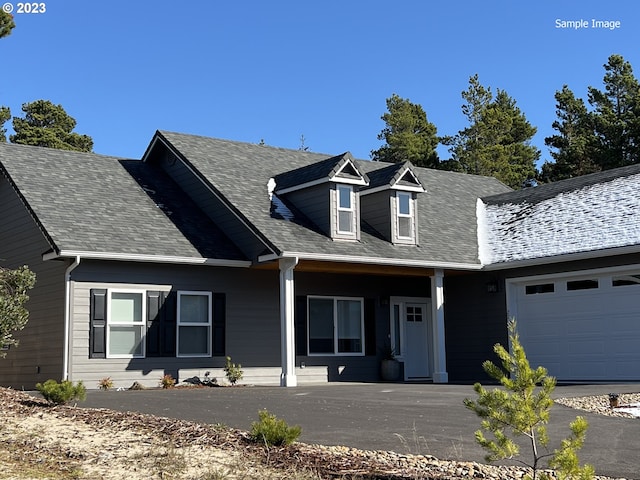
[0,10,15,39]
[0,265,36,357]
[540,86,599,182]
[465,320,594,480]
[587,54,640,169]
[10,100,93,152]
[371,93,440,168]
[1,11,15,141]
[444,75,539,189]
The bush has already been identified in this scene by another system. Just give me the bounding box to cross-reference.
[249,409,301,446]
[223,356,243,386]
[159,374,176,389]
[36,379,86,405]
[98,377,113,390]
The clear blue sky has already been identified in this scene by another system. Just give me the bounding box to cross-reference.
[2,0,638,167]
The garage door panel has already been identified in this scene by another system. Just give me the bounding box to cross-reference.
[514,272,640,381]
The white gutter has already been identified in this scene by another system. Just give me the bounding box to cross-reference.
[63,256,81,381]
[481,243,640,271]
[257,251,483,271]
[43,250,251,268]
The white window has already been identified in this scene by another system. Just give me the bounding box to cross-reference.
[308,296,364,355]
[336,184,355,234]
[177,291,212,357]
[396,192,413,240]
[107,290,145,358]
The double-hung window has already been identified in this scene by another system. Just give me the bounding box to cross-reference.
[108,290,145,358]
[177,291,212,357]
[308,296,364,355]
[336,184,355,234]
[396,191,413,240]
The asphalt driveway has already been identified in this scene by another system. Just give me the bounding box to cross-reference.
[80,383,640,479]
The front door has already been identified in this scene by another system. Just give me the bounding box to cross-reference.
[391,298,431,380]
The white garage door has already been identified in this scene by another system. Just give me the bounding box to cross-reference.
[510,269,640,381]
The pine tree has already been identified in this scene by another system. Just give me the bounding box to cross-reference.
[0,265,36,357]
[10,100,93,152]
[444,75,539,189]
[588,54,640,169]
[464,320,594,480]
[540,86,600,182]
[371,94,440,168]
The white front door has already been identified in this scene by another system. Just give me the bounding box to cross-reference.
[391,298,432,380]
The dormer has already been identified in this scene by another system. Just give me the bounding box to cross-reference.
[273,153,369,241]
[360,162,425,245]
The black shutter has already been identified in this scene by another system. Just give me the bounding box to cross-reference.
[89,289,107,358]
[146,291,162,356]
[146,291,176,357]
[295,295,307,356]
[213,293,226,356]
[364,298,376,356]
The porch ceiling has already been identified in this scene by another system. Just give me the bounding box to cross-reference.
[254,259,435,277]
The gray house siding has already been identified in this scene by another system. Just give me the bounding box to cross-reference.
[0,176,68,389]
[443,272,508,383]
[69,261,282,388]
[284,184,331,235]
[361,191,392,240]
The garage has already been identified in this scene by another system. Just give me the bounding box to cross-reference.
[508,268,640,381]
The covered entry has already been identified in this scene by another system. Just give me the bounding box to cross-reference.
[390,297,433,380]
[507,267,640,381]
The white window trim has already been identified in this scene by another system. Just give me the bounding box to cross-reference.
[336,184,356,236]
[106,288,146,359]
[307,295,365,356]
[176,290,212,358]
[395,191,414,241]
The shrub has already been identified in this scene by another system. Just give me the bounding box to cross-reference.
[98,377,113,390]
[249,409,301,446]
[36,379,86,405]
[223,356,243,386]
[160,374,176,389]
[464,319,594,480]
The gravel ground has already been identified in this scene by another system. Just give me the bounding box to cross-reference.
[556,392,640,419]
[0,387,635,480]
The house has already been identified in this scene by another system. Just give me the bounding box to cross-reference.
[1,131,639,389]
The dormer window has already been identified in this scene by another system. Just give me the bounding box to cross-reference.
[337,184,355,234]
[396,191,413,239]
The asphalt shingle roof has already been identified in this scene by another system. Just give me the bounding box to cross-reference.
[157,131,511,266]
[0,142,246,261]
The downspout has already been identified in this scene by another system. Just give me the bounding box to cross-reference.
[63,256,81,381]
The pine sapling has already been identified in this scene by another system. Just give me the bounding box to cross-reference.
[464,319,594,480]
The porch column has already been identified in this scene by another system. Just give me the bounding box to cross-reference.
[279,257,299,387]
[430,269,449,383]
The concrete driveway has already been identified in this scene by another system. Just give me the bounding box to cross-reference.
[81,383,640,479]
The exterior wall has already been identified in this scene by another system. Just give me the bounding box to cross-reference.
[68,261,432,387]
[295,271,431,382]
[157,150,267,260]
[0,176,68,389]
[444,253,640,383]
[444,271,508,383]
[360,191,391,240]
[285,184,330,235]
[69,261,282,389]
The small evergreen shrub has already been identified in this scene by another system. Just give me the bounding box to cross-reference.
[223,356,243,385]
[249,409,302,446]
[160,374,176,389]
[36,379,86,405]
[98,377,114,390]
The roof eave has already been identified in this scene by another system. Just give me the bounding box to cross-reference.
[43,250,252,268]
[481,244,640,271]
[258,251,482,271]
